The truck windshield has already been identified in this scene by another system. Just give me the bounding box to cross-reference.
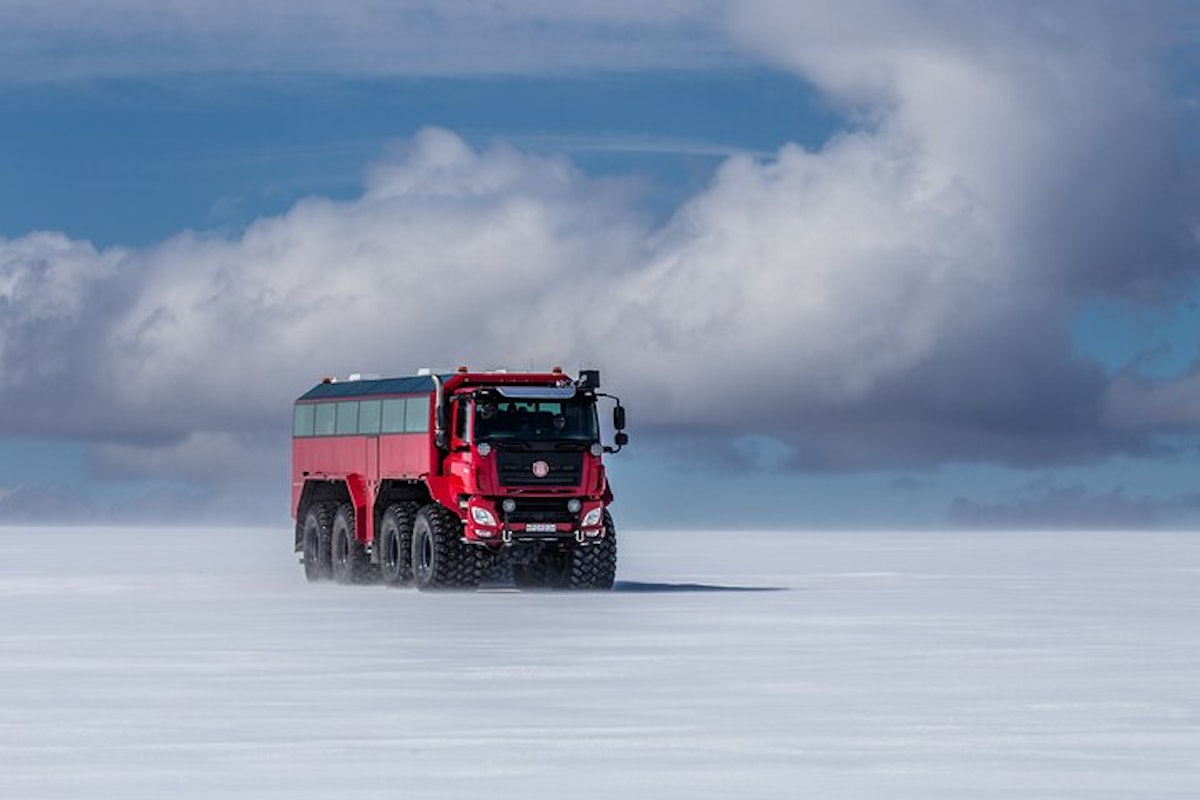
[474,399,599,442]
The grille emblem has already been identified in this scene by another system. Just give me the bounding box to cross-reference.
[531,460,550,478]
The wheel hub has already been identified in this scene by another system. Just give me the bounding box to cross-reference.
[420,533,433,573]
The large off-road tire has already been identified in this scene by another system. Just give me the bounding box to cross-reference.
[302,502,335,582]
[565,512,618,590]
[377,502,419,587]
[330,503,375,584]
[411,504,482,591]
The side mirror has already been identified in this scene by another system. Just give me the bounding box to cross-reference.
[613,405,626,431]
[615,431,629,447]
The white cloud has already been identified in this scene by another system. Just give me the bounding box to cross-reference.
[0,1,1196,488]
[595,132,992,419]
[0,232,127,413]
[0,129,648,446]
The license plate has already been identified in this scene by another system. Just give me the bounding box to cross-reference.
[525,523,557,533]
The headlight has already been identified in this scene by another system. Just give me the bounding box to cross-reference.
[470,506,497,526]
[581,507,603,527]
[567,498,582,513]
[476,442,492,456]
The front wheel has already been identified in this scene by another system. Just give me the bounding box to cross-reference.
[411,504,482,591]
[565,512,618,590]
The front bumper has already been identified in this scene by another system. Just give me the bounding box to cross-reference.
[462,497,606,544]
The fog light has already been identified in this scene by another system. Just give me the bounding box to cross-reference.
[501,498,517,514]
[567,498,582,513]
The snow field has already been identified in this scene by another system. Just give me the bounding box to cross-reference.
[0,526,1197,798]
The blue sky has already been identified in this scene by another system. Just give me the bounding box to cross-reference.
[0,72,836,245]
[1,1,1198,528]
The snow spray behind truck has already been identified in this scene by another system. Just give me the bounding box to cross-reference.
[292,367,628,590]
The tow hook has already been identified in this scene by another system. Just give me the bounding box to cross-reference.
[574,529,585,544]
[501,529,513,544]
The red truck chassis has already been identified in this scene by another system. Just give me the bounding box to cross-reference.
[291,367,627,590]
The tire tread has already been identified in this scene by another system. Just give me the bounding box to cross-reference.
[412,504,482,590]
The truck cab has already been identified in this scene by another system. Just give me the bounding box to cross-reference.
[436,383,615,545]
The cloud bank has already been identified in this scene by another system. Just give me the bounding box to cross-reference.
[948,478,1200,530]
[1,1,1197,497]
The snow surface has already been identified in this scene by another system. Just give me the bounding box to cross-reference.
[0,526,1197,798]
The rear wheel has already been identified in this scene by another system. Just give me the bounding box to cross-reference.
[411,504,482,591]
[331,503,374,584]
[378,502,419,587]
[302,502,335,582]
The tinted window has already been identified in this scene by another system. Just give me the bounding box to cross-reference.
[405,395,430,433]
[335,402,359,435]
[454,401,469,441]
[314,403,336,436]
[474,399,598,442]
[381,398,407,433]
[293,404,315,437]
[359,399,382,434]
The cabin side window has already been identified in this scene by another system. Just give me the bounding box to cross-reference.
[381,398,407,433]
[293,404,315,437]
[314,403,337,436]
[405,395,430,433]
[335,402,359,435]
[298,394,432,436]
[359,399,382,435]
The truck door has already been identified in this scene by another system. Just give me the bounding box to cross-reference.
[442,399,473,489]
